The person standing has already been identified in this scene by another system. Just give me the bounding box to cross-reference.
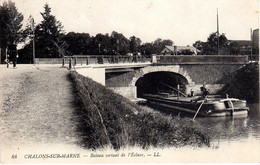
[200,84,209,97]
[13,54,18,68]
[9,44,18,68]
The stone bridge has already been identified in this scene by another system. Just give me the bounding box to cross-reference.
[75,55,248,100]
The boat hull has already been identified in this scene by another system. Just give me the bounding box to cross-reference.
[144,95,249,117]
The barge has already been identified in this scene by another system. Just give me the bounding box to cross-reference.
[142,93,249,117]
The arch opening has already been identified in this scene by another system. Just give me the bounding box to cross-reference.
[135,71,189,98]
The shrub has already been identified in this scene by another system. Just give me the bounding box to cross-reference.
[219,63,259,103]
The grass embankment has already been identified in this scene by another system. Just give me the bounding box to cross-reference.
[219,63,259,103]
[69,71,210,150]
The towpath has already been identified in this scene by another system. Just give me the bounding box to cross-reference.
[0,65,85,156]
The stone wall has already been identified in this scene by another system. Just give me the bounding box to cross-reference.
[106,64,243,87]
[105,64,244,98]
[106,65,194,87]
[106,71,135,87]
[76,67,105,85]
[180,64,243,84]
[108,87,137,100]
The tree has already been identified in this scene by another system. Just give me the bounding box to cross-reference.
[193,41,205,54]
[24,15,35,38]
[140,38,174,55]
[207,32,228,54]
[110,31,130,54]
[160,39,174,48]
[63,32,91,55]
[193,32,229,55]
[129,36,142,53]
[0,0,24,62]
[228,42,240,55]
[21,15,36,63]
[94,33,112,54]
[177,49,193,55]
[35,3,64,58]
[140,43,154,55]
[153,38,174,54]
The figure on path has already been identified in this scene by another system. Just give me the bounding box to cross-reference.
[8,44,18,68]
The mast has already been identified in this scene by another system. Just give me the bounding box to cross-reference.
[217,8,220,55]
[250,28,253,61]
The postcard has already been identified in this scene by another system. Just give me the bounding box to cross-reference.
[0,0,259,163]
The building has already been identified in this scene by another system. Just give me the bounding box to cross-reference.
[161,45,199,55]
[252,29,259,55]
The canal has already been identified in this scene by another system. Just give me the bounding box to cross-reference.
[143,102,260,148]
[192,103,260,147]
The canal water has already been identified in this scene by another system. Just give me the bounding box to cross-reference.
[144,103,260,148]
[192,103,260,147]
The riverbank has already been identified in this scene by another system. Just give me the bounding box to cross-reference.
[218,62,259,103]
[70,71,210,150]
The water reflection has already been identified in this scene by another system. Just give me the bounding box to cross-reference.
[187,103,260,145]
[144,102,260,146]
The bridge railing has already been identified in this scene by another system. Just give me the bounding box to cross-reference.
[35,58,65,64]
[156,55,249,64]
[62,55,152,69]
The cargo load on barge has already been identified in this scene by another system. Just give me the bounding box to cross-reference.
[142,93,249,117]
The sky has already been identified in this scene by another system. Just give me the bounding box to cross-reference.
[1,0,259,46]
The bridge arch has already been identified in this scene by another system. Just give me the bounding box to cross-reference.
[130,66,195,98]
[130,65,194,87]
[135,71,190,97]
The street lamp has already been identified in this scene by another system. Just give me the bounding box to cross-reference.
[32,18,35,64]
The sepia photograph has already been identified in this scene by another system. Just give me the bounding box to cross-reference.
[0,0,259,163]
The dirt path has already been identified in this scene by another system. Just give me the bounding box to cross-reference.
[0,65,84,153]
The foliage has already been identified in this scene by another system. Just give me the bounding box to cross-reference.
[24,15,35,40]
[63,35,173,55]
[0,0,24,61]
[111,31,130,54]
[18,2,176,61]
[218,63,259,103]
[193,32,229,55]
[207,32,228,54]
[69,71,210,150]
[177,49,194,55]
[62,32,139,55]
[140,38,173,55]
[17,2,175,61]
[193,40,207,55]
[17,15,36,64]
[0,0,24,47]
[35,3,64,58]
[228,42,240,55]
[18,41,34,63]
[130,36,141,53]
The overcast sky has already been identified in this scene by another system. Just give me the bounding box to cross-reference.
[1,0,259,46]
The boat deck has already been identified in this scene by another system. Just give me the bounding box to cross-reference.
[143,94,223,103]
[142,93,249,117]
